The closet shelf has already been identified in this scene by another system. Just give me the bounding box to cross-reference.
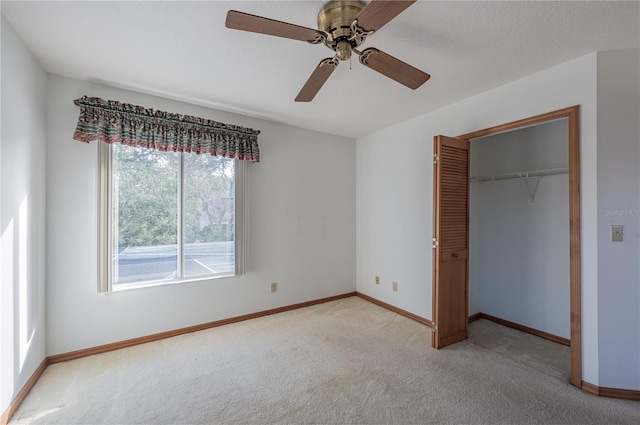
[470,167,568,183]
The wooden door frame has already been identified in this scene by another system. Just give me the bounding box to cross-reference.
[436,105,581,387]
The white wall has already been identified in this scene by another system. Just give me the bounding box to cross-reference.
[356,52,600,384]
[596,48,640,390]
[0,16,48,415]
[45,75,356,355]
[469,120,570,338]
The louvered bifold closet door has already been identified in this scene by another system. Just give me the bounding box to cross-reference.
[432,135,470,349]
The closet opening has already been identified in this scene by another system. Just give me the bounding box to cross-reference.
[432,105,581,387]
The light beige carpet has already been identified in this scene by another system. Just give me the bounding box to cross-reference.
[10,297,640,424]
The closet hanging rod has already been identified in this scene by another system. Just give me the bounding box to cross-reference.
[470,167,568,183]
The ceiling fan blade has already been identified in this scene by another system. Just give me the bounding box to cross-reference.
[295,58,339,102]
[359,48,430,89]
[354,0,416,33]
[226,10,326,43]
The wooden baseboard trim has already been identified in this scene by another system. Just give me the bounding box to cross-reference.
[1,358,48,425]
[581,380,600,396]
[468,313,482,323]
[48,292,357,364]
[355,292,435,330]
[581,381,640,401]
[600,386,640,401]
[472,313,570,346]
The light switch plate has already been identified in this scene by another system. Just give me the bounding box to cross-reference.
[611,225,623,242]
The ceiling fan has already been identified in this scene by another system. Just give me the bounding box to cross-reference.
[225,0,430,102]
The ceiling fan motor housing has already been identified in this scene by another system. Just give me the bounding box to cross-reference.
[317,0,365,60]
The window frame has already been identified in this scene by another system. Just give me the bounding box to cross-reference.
[97,142,246,293]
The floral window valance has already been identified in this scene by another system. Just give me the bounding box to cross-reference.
[73,96,260,163]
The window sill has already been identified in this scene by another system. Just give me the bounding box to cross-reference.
[108,273,236,293]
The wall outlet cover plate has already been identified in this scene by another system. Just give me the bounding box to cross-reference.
[611,225,623,242]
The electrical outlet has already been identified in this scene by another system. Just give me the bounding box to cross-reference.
[270,282,278,293]
[375,275,380,285]
[392,281,398,292]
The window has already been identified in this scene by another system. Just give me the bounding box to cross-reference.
[98,142,245,292]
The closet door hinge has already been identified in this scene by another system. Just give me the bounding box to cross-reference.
[432,238,439,249]
[433,154,439,164]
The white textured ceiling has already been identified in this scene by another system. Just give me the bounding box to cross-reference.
[2,1,639,138]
